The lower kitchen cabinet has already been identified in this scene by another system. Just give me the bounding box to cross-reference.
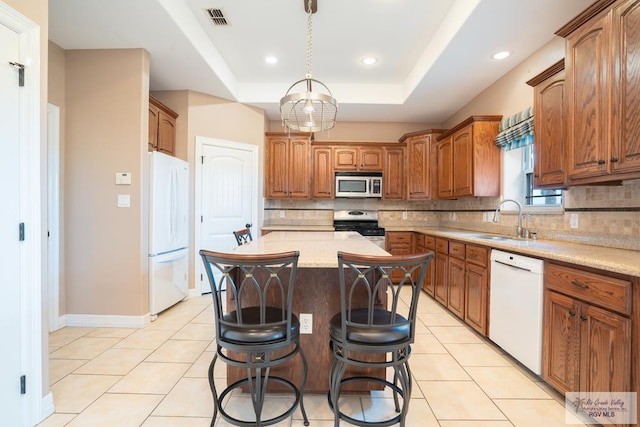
[543,262,632,397]
[447,241,466,319]
[385,231,413,282]
[416,234,436,296]
[464,244,489,335]
[434,238,449,306]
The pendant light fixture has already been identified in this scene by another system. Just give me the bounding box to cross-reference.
[280,0,337,133]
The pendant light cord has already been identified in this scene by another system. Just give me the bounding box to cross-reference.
[306,0,313,79]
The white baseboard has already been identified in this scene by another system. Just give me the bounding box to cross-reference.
[62,313,151,328]
[38,392,55,424]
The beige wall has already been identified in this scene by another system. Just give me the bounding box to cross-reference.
[64,49,150,316]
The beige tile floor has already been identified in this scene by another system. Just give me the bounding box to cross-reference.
[38,293,585,427]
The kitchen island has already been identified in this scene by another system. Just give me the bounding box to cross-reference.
[229,231,390,393]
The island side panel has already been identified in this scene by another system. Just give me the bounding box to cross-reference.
[226,267,386,393]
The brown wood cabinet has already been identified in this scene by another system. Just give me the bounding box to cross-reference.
[543,262,632,398]
[311,146,333,198]
[382,146,405,200]
[447,241,466,319]
[148,95,178,156]
[526,60,567,188]
[333,146,383,171]
[265,133,310,199]
[400,130,445,200]
[436,116,501,199]
[415,234,436,296]
[557,0,640,185]
[385,232,413,282]
[464,244,489,335]
[434,238,449,306]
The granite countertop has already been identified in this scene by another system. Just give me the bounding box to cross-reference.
[385,226,640,277]
[261,225,639,277]
[232,231,389,268]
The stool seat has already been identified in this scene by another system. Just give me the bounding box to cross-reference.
[222,307,300,344]
[329,309,410,345]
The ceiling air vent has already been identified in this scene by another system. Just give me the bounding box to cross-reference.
[205,8,228,26]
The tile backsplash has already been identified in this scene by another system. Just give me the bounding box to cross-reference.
[264,179,640,251]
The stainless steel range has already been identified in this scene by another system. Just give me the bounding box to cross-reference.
[333,209,386,248]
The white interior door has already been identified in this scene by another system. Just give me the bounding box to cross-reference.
[0,20,24,427]
[48,104,61,332]
[196,137,258,294]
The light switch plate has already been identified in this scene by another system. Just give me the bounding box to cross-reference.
[117,194,131,208]
[570,213,579,229]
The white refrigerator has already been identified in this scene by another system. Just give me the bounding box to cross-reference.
[148,151,189,317]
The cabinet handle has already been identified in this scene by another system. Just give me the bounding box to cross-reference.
[611,157,618,163]
[571,280,589,290]
[597,159,606,165]
[534,174,540,178]
[568,310,576,317]
[580,315,588,321]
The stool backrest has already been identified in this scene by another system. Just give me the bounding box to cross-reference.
[233,224,253,246]
[199,250,299,347]
[336,251,434,345]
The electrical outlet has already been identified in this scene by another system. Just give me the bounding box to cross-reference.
[402,211,407,220]
[570,213,579,229]
[300,313,312,334]
[279,210,285,218]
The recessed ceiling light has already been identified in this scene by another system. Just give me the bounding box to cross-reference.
[361,57,378,65]
[265,56,278,64]
[491,51,511,60]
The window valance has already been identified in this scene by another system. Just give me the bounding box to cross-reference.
[494,106,534,151]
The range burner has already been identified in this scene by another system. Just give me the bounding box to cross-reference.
[333,210,385,237]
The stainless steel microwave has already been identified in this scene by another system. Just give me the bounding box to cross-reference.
[335,172,383,198]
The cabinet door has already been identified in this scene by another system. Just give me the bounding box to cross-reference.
[288,138,310,198]
[265,138,289,198]
[566,10,611,179]
[407,135,432,199]
[543,291,580,393]
[157,110,176,155]
[434,251,448,306]
[383,147,404,200]
[359,148,383,170]
[452,126,473,197]
[333,147,358,170]
[148,103,159,151]
[447,257,465,319]
[436,137,453,199]
[579,303,631,393]
[533,68,567,188]
[465,262,488,335]
[611,0,640,174]
[385,232,412,282]
[312,147,333,198]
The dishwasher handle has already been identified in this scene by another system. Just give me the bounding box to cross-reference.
[493,259,533,273]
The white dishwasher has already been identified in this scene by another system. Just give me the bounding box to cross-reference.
[489,249,544,375]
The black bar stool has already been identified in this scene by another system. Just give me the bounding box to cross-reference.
[328,251,434,426]
[233,223,253,246]
[200,249,309,427]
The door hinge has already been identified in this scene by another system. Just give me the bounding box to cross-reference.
[200,215,203,223]
[9,62,25,87]
[20,375,26,394]
[19,223,25,241]
[201,155,204,164]
[200,273,203,281]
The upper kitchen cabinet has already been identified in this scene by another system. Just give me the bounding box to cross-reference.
[557,0,640,184]
[436,116,502,199]
[265,133,310,199]
[382,146,405,200]
[400,129,445,200]
[333,146,383,171]
[148,95,178,156]
[526,60,567,189]
[311,146,333,199]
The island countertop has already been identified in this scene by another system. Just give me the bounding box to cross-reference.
[233,231,389,268]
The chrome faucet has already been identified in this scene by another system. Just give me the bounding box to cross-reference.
[493,199,525,238]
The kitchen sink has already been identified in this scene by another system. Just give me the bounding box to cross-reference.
[470,234,516,241]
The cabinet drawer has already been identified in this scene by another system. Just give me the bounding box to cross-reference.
[466,245,488,267]
[424,235,436,249]
[387,232,412,244]
[435,238,449,254]
[449,241,466,259]
[545,263,632,316]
